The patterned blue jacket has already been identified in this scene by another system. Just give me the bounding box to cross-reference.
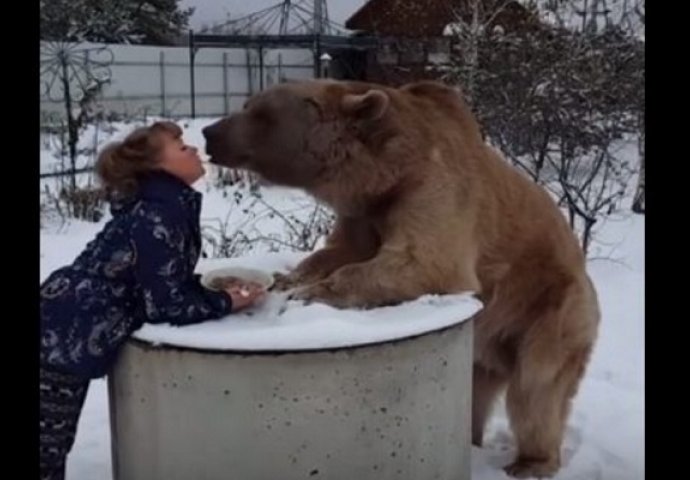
[40,171,233,379]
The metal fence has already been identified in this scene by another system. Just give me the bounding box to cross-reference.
[40,41,316,121]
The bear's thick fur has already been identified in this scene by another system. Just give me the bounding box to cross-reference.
[203,79,600,478]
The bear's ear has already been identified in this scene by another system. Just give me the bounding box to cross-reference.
[341,90,389,121]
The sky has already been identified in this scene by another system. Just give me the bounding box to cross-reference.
[180,0,369,30]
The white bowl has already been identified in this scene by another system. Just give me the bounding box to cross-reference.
[200,267,275,291]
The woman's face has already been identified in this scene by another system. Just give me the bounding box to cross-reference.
[157,133,205,185]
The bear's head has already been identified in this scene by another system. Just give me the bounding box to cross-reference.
[202,80,404,193]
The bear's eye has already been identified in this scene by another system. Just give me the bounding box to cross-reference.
[250,105,273,124]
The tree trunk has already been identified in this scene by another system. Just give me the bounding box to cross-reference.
[632,132,645,214]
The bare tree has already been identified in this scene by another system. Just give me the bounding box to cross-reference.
[444,0,532,103]
[442,6,644,253]
[200,187,335,258]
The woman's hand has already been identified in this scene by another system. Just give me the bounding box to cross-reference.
[224,282,267,312]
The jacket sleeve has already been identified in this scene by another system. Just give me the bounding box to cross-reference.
[130,206,233,325]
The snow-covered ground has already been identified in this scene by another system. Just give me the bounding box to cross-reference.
[40,119,644,480]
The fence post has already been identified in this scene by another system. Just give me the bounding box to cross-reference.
[246,48,253,95]
[223,52,229,115]
[188,29,196,119]
[159,51,166,117]
[259,46,265,91]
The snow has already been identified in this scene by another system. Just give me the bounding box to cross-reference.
[134,254,481,351]
[40,120,644,480]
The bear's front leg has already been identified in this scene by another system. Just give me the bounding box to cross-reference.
[272,246,360,291]
[273,217,379,292]
[290,251,479,309]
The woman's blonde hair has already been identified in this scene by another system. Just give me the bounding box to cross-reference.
[95,121,182,197]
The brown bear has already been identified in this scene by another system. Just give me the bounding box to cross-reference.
[202,79,600,478]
